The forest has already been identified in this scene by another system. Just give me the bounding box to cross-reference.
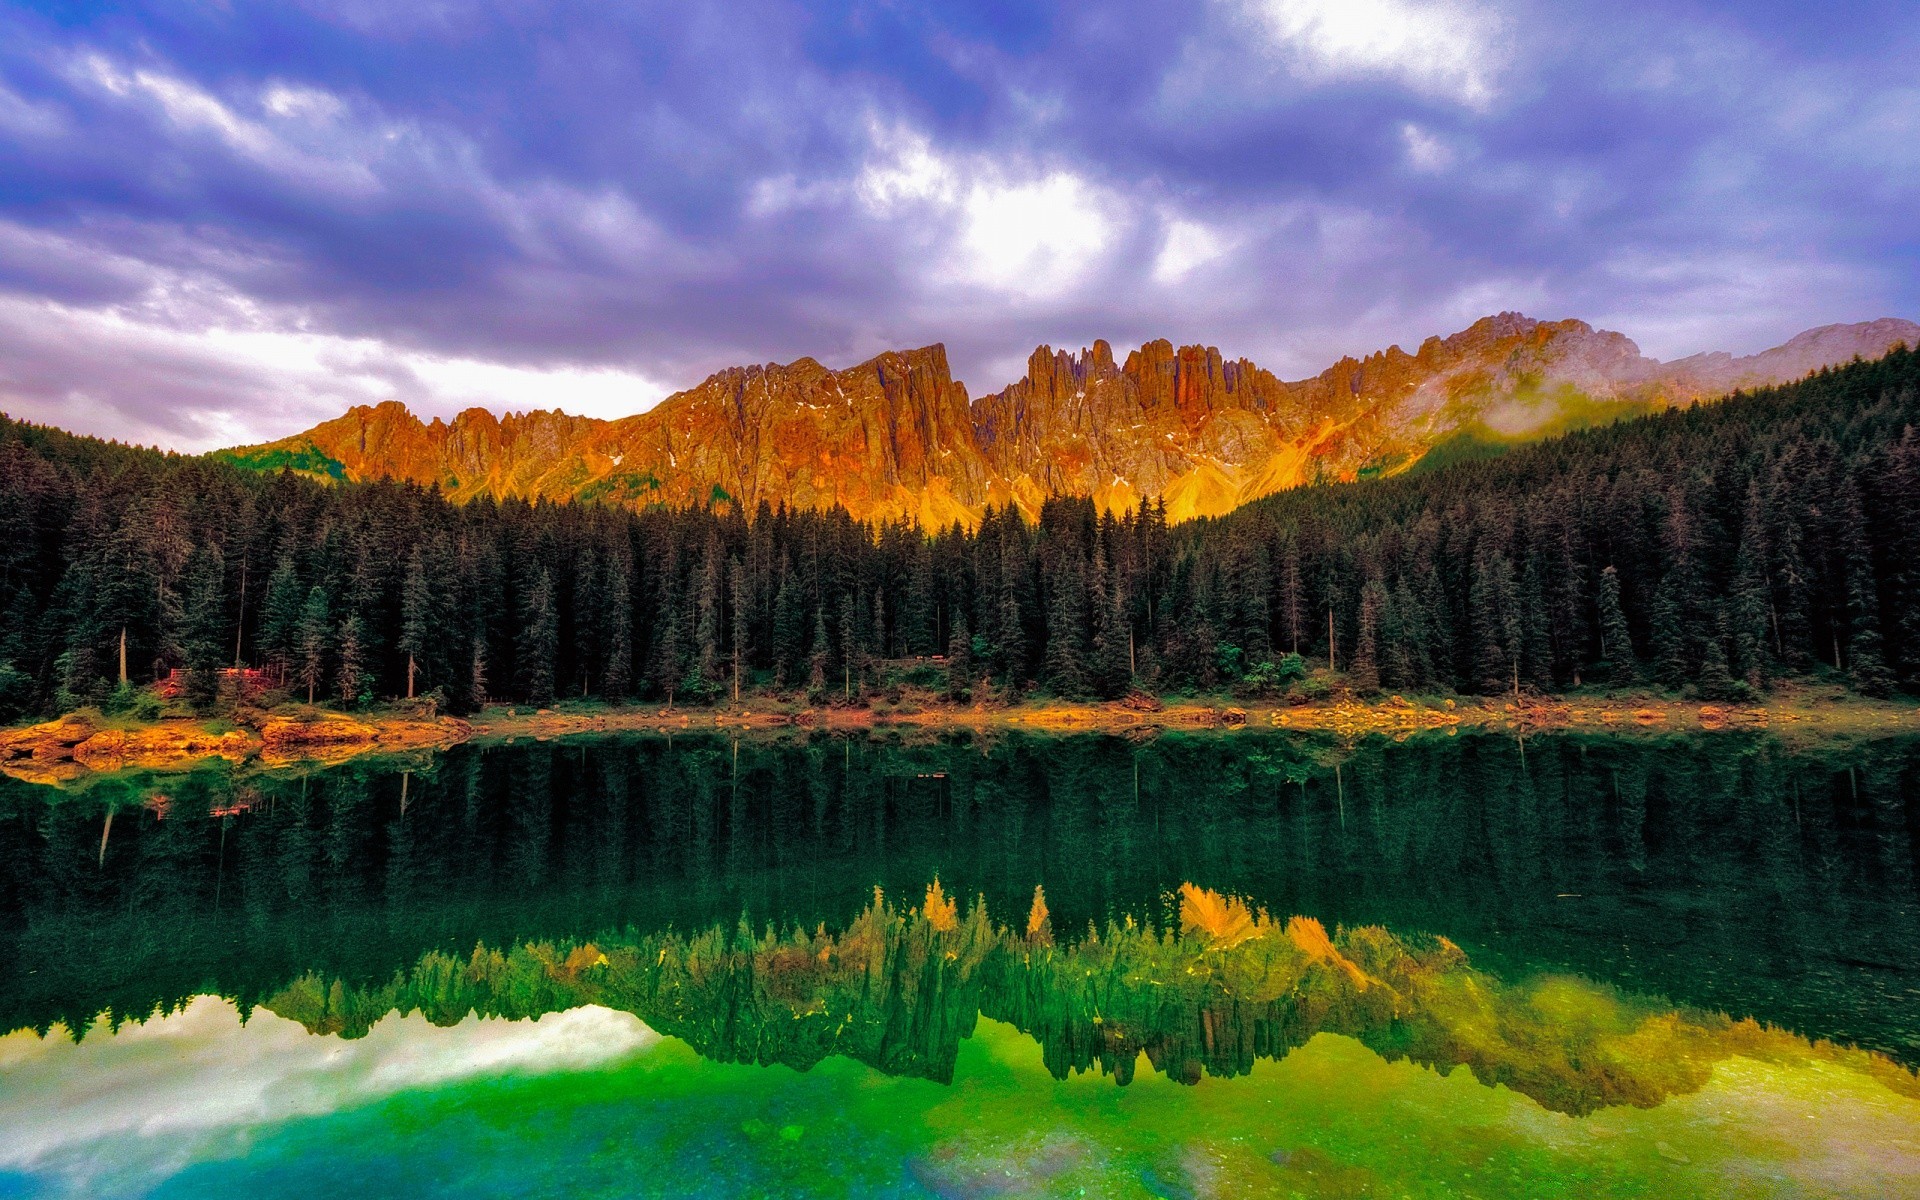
[0,345,1916,720]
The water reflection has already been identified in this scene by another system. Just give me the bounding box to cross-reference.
[249,882,1920,1118]
[3,730,1918,1067]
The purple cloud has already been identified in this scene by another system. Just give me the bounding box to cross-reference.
[0,0,1912,449]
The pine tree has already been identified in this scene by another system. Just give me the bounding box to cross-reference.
[1596,565,1636,682]
[605,550,633,700]
[1729,483,1773,689]
[836,592,858,701]
[520,567,558,705]
[1837,474,1895,696]
[1470,552,1519,695]
[991,517,1026,687]
[1281,536,1303,656]
[180,544,226,711]
[772,563,806,686]
[904,540,936,656]
[399,546,431,701]
[694,538,722,694]
[295,586,330,704]
[1649,582,1689,689]
[1351,577,1384,695]
[728,555,748,702]
[1696,614,1740,701]
[335,612,367,707]
[1043,545,1088,696]
[946,609,972,700]
[1517,551,1555,690]
[808,604,829,695]
[259,555,303,683]
[468,632,489,711]
[1089,540,1131,699]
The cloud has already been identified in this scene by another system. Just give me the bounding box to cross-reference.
[0,1,1912,447]
[853,121,1124,301]
[0,286,671,450]
[72,53,382,198]
[0,997,657,1199]
[1153,217,1233,284]
[1226,0,1508,109]
[1400,122,1456,172]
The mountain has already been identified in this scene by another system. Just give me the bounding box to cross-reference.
[218,315,1920,525]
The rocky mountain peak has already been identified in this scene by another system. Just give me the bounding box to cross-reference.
[221,314,1917,526]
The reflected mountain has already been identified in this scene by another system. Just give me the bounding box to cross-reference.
[3,730,1919,1103]
[256,882,1920,1117]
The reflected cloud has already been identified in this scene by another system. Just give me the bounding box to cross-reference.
[0,998,653,1195]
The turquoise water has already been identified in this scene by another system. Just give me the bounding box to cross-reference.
[3,731,1919,1197]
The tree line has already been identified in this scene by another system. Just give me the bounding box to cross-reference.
[0,345,1915,719]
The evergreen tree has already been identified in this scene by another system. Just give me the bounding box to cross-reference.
[259,554,303,682]
[1696,614,1740,701]
[295,586,330,704]
[728,556,749,702]
[1089,544,1131,699]
[467,632,489,711]
[1470,552,1519,695]
[399,546,431,700]
[946,609,972,700]
[1596,565,1636,682]
[772,564,807,686]
[836,592,859,701]
[520,567,558,705]
[1649,581,1689,689]
[335,612,368,707]
[605,549,633,700]
[1351,578,1384,695]
[180,545,227,710]
[1043,545,1088,696]
[904,540,936,656]
[1729,484,1773,689]
[808,604,829,695]
[1837,475,1895,696]
[694,538,722,694]
[991,517,1026,687]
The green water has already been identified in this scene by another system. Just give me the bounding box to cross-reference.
[3,730,1919,1197]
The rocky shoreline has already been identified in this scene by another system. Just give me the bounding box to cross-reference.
[4,691,1914,784]
[0,710,470,785]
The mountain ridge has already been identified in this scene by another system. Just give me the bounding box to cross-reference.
[218,314,1920,525]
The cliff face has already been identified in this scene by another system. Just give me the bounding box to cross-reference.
[220,315,1920,526]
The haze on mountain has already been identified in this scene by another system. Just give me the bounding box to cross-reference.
[223,314,1920,526]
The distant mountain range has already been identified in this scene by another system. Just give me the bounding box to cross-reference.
[218,314,1920,525]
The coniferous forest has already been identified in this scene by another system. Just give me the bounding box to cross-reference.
[0,346,1916,721]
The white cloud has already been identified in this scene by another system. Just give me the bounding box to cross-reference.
[1230,0,1507,109]
[853,119,1122,302]
[261,82,346,122]
[1153,217,1232,283]
[73,53,381,198]
[0,997,657,1198]
[855,122,960,209]
[957,173,1117,297]
[1400,122,1456,172]
[0,287,673,450]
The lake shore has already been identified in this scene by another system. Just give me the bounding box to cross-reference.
[7,685,1915,783]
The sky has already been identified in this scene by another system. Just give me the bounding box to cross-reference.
[0,1,1915,451]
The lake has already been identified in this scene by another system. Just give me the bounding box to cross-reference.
[3,729,1918,1197]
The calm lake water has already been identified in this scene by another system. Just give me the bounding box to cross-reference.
[3,729,1919,1197]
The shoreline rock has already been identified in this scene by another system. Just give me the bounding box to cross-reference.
[2,691,1911,784]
